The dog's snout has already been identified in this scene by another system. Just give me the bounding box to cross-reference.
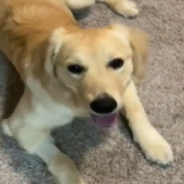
[90,93,117,114]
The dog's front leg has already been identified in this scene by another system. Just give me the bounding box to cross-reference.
[121,81,173,165]
[97,0,139,17]
[3,120,85,184]
[17,128,84,184]
[2,91,85,184]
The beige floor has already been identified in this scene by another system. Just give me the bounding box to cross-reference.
[0,0,184,184]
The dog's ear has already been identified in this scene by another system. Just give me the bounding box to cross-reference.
[45,28,67,76]
[109,24,150,85]
[128,27,149,85]
[30,28,66,83]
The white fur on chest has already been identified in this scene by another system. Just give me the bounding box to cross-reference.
[26,76,75,129]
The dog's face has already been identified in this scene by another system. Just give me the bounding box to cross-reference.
[46,24,149,127]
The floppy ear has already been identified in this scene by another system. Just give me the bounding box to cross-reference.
[109,24,149,85]
[30,28,65,84]
[44,28,67,76]
[128,27,149,85]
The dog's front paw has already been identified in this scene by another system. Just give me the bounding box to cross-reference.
[49,158,87,184]
[58,178,86,184]
[135,128,173,165]
[143,137,173,165]
[115,0,139,18]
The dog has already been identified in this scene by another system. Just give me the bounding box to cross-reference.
[0,0,173,183]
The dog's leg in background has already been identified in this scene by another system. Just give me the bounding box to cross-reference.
[97,0,139,17]
[121,81,173,165]
[52,0,138,16]
[2,90,85,184]
[64,0,95,10]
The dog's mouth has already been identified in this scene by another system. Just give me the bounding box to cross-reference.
[90,113,118,128]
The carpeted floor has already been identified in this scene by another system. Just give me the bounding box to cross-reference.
[0,0,184,184]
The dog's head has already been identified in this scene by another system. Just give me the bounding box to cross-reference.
[44,24,149,127]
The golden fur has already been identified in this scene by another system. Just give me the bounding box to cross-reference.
[0,0,173,184]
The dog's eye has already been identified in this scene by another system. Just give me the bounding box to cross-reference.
[67,64,85,74]
[108,58,124,69]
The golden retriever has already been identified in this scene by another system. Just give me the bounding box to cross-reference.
[0,0,173,183]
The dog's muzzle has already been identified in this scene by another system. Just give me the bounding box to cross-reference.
[90,93,118,127]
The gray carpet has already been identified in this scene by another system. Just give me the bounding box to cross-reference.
[1,0,184,184]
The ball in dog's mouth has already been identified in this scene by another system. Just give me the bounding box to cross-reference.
[91,113,118,128]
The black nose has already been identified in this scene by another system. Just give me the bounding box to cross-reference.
[90,94,117,114]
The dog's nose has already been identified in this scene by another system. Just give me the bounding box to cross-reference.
[90,93,117,114]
